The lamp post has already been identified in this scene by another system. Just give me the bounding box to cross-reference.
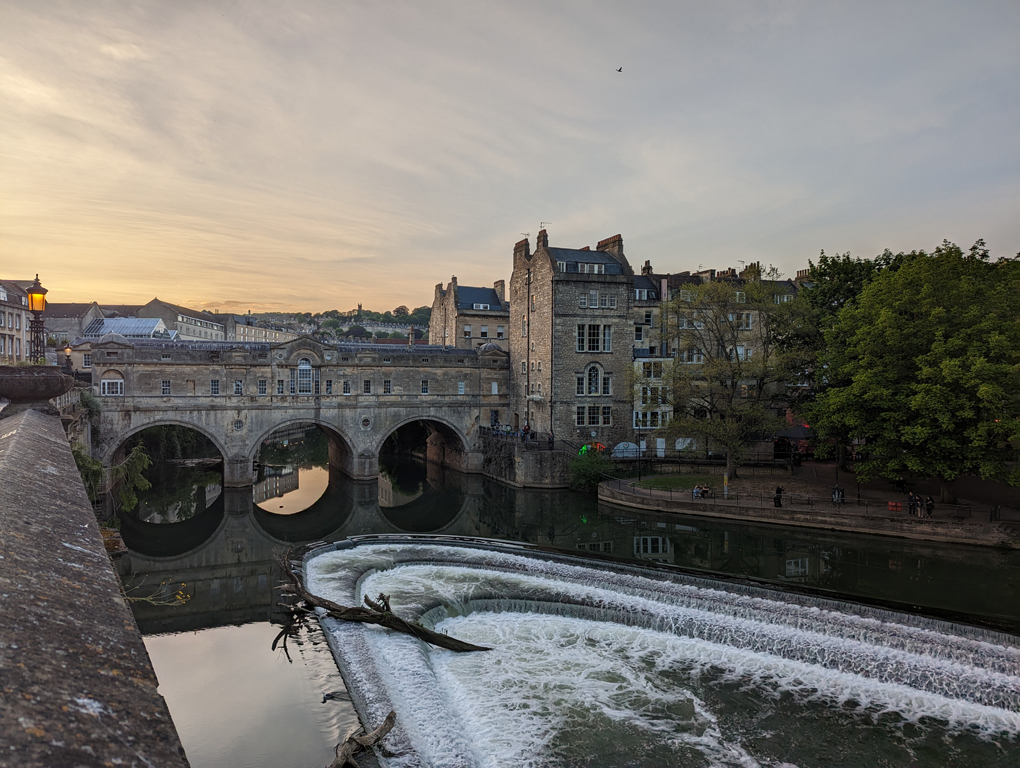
[26,274,48,363]
[63,344,73,374]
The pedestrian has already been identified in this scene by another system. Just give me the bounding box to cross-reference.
[907,491,917,517]
[925,495,935,519]
[522,423,530,443]
[774,485,784,508]
[548,431,555,450]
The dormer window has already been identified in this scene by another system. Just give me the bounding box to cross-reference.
[472,303,490,310]
[580,263,605,274]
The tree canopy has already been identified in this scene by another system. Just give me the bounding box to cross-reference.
[807,240,1020,500]
[658,271,806,476]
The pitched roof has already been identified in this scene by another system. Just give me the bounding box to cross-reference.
[43,302,99,318]
[83,317,177,339]
[547,247,627,275]
[102,304,144,317]
[456,286,505,311]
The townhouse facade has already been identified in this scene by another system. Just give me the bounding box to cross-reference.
[0,280,31,363]
[428,276,510,349]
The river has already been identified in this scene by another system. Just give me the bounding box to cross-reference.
[116,431,1020,767]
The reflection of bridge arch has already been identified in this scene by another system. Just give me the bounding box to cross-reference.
[98,418,229,465]
[379,486,468,534]
[248,418,355,461]
[251,481,356,543]
[118,494,227,559]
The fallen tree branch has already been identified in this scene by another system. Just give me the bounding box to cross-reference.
[275,549,490,653]
[328,710,396,768]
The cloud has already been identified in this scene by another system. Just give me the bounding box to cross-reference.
[1,1,1017,310]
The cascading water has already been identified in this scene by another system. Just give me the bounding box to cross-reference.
[305,538,1020,768]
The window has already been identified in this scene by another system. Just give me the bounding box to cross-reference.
[480,325,488,338]
[603,325,613,352]
[681,348,704,364]
[736,345,752,361]
[579,294,588,308]
[463,325,472,338]
[421,380,429,394]
[363,380,371,394]
[537,383,542,393]
[576,324,612,352]
[642,362,663,378]
[576,376,584,396]
[635,326,643,342]
[160,380,171,395]
[602,373,611,396]
[106,351,118,358]
[576,406,586,426]
[161,353,171,361]
[588,366,600,395]
[589,289,598,308]
[680,290,692,302]
[602,406,612,425]
[15,316,20,330]
[634,536,670,556]
[233,379,243,395]
[258,379,267,395]
[588,324,600,352]
[82,353,92,368]
[491,381,498,395]
[343,380,351,395]
[537,361,542,371]
[277,379,284,394]
[557,261,566,272]
[458,381,466,395]
[581,263,605,274]
[645,311,653,325]
[775,294,793,304]
[600,294,609,308]
[609,295,617,308]
[531,361,535,371]
[473,303,490,310]
[496,325,505,339]
[530,295,535,312]
[522,317,527,337]
[101,378,124,396]
[383,379,392,394]
[421,357,429,363]
[210,379,220,395]
[521,361,527,374]
[587,406,600,426]
[324,380,332,395]
[735,291,746,303]
[635,289,648,300]
[296,358,312,394]
[786,558,809,577]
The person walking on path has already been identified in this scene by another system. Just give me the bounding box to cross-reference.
[907,491,918,517]
[774,485,784,508]
[925,495,935,519]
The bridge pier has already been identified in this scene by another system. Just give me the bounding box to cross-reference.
[224,454,256,488]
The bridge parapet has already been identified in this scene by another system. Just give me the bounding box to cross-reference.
[79,334,510,486]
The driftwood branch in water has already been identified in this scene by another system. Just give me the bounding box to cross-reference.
[275,549,490,653]
[328,710,396,768]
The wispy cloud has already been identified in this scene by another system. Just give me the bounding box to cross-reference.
[1,1,1018,310]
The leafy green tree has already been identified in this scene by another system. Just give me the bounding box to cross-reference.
[808,240,1020,500]
[569,449,612,492]
[393,305,410,316]
[659,271,804,477]
[112,443,153,511]
[72,443,105,504]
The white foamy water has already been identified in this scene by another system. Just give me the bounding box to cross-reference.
[306,540,1020,768]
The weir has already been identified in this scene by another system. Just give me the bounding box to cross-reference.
[305,538,1020,768]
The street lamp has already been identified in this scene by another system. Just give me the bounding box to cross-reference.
[64,344,73,373]
[25,274,48,363]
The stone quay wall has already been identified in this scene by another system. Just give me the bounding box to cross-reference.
[0,409,189,767]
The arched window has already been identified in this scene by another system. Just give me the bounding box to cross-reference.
[587,365,601,395]
[297,358,313,394]
[100,371,124,396]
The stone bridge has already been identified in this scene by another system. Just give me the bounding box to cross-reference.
[75,334,509,486]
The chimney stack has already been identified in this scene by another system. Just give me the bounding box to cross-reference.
[493,279,505,303]
[513,237,531,260]
[641,260,654,276]
[596,234,624,259]
[536,229,549,250]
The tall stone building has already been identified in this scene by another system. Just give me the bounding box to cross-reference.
[508,229,635,447]
[428,276,509,349]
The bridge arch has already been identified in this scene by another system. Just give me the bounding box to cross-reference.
[99,417,230,466]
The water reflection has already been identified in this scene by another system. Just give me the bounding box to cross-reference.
[254,426,330,514]
[119,455,1020,635]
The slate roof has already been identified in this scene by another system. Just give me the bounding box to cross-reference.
[102,305,144,317]
[456,286,505,311]
[633,275,658,291]
[42,302,99,318]
[547,247,626,275]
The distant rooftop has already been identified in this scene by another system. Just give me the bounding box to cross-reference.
[456,286,505,311]
[83,317,177,339]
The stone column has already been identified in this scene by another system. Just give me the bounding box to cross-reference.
[223,453,255,487]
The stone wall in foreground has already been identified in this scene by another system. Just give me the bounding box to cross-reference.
[0,408,189,767]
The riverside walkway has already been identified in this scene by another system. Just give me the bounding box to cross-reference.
[599,474,1020,550]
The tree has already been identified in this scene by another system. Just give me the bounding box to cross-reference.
[808,240,1020,501]
[393,305,410,316]
[658,271,804,477]
[569,449,612,492]
[345,325,369,338]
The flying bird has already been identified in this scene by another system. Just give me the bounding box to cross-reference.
[616,67,623,72]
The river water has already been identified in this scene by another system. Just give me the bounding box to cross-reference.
[116,438,1020,767]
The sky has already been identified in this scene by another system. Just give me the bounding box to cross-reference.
[2,1,1019,314]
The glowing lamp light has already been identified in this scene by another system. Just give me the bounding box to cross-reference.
[26,274,47,314]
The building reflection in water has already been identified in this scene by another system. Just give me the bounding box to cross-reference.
[116,456,1020,637]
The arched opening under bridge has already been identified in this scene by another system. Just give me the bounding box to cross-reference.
[253,421,354,515]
